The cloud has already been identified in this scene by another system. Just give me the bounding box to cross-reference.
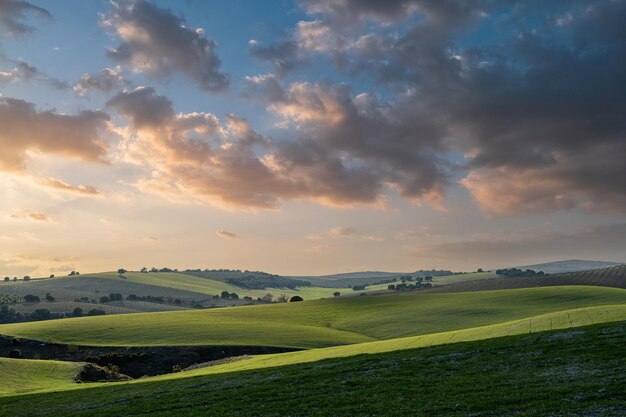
[302,0,419,25]
[328,226,357,237]
[102,0,228,91]
[27,211,48,222]
[0,0,51,36]
[36,177,101,196]
[250,0,626,215]
[9,209,53,223]
[74,66,127,96]
[249,40,304,75]
[216,230,239,239]
[0,61,69,89]
[0,97,110,172]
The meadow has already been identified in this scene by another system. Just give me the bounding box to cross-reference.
[1,286,625,348]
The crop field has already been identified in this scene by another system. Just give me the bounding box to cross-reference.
[427,264,626,294]
[1,286,625,348]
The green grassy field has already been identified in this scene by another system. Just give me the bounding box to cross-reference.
[0,358,83,396]
[85,271,355,300]
[1,286,625,348]
[1,319,624,416]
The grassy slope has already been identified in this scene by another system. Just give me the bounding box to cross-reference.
[426,264,626,294]
[87,272,354,300]
[0,286,625,348]
[1,319,624,416]
[0,358,83,396]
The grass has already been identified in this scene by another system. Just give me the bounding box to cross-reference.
[86,271,354,300]
[0,319,624,416]
[0,358,83,396]
[428,264,626,294]
[0,286,625,348]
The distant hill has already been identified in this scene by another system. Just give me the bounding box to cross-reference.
[514,260,622,274]
[426,264,626,294]
[294,270,455,288]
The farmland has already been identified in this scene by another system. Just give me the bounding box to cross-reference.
[1,286,625,348]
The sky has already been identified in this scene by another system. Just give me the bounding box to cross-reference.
[0,0,624,277]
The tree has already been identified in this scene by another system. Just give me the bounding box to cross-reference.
[45,293,55,302]
[23,276,30,281]
[72,307,83,316]
[32,309,51,320]
[477,268,484,273]
[99,295,110,303]
[261,293,273,302]
[289,295,304,302]
[49,274,55,278]
[388,284,396,290]
[333,291,341,297]
[140,267,148,273]
[220,290,230,299]
[150,267,159,273]
[69,271,76,276]
[12,277,17,281]
[230,292,239,300]
[276,293,288,303]
[24,294,40,303]
[117,268,127,275]
[87,308,106,316]
[3,277,8,282]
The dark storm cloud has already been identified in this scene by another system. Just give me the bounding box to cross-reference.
[0,0,51,36]
[103,0,228,92]
[245,0,626,214]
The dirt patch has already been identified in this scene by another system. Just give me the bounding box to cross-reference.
[0,335,299,379]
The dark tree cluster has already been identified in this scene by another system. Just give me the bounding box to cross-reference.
[224,275,311,290]
[496,268,545,277]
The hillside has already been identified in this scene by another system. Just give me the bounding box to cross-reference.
[427,264,626,294]
[1,286,625,348]
[1,317,625,415]
[516,259,622,274]
[296,270,455,288]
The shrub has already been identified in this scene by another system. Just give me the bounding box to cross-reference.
[289,296,304,302]
[23,294,40,303]
[32,309,51,320]
[99,296,111,303]
[333,292,341,297]
[72,307,83,316]
[45,293,55,302]
[87,308,106,316]
[8,349,21,358]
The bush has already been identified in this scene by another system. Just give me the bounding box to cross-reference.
[99,296,111,303]
[72,307,83,316]
[45,293,55,302]
[333,291,341,297]
[8,349,21,358]
[23,294,40,303]
[87,308,106,316]
[32,309,51,320]
[289,296,304,302]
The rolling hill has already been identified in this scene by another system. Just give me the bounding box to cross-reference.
[1,286,625,348]
[426,264,626,294]
[516,259,623,274]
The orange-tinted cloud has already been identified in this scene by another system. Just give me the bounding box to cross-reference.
[216,230,239,239]
[37,177,101,196]
[0,97,110,172]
